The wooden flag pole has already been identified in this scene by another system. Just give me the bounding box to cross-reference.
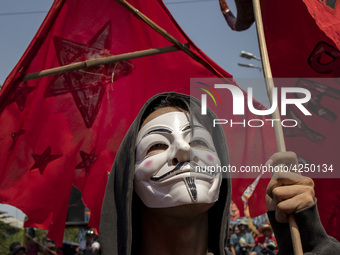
[116,1,302,253]
[25,234,58,255]
[22,45,179,81]
[23,0,223,82]
[116,0,222,77]
[252,0,303,254]
[116,0,187,51]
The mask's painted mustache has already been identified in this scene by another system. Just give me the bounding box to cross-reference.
[150,161,210,181]
[151,162,186,181]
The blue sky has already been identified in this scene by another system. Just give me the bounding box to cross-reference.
[0,0,265,86]
[0,0,267,220]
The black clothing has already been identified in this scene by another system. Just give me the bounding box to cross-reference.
[268,201,340,255]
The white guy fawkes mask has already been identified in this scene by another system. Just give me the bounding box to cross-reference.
[134,111,222,208]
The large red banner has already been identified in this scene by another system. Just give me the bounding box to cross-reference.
[261,0,340,240]
[0,0,277,245]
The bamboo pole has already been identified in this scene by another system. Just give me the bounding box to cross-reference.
[25,233,58,255]
[252,0,303,254]
[21,0,222,82]
[252,3,285,152]
[116,0,186,51]
[22,45,179,81]
[115,0,221,77]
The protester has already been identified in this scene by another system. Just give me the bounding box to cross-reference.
[43,240,63,255]
[252,224,277,255]
[226,225,236,253]
[78,230,97,254]
[99,92,340,254]
[230,219,255,255]
[24,228,40,255]
[83,241,100,255]
[8,242,26,255]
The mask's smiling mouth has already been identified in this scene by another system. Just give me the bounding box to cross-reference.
[150,162,214,182]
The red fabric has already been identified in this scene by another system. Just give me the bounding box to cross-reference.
[190,78,276,218]
[261,0,340,240]
[0,0,277,245]
[302,0,340,50]
[230,201,241,222]
[255,235,277,245]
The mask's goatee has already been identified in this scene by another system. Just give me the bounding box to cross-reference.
[185,176,197,202]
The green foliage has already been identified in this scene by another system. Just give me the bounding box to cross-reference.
[0,210,81,255]
[33,228,47,241]
[0,211,24,255]
[63,227,79,242]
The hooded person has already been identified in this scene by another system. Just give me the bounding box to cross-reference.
[99,92,340,255]
[99,92,231,255]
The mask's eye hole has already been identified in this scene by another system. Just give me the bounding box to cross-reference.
[146,143,168,156]
[190,139,209,149]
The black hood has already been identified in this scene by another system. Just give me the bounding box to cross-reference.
[99,92,232,255]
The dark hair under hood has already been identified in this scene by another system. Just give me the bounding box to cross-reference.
[99,92,232,255]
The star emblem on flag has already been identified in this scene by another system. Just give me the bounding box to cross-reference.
[30,146,62,175]
[44,22,134,128]
[76,149,99,176]
[4,82,35,112]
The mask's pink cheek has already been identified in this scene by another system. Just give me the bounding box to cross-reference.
[207,154,214,163]
[144,160,153,167]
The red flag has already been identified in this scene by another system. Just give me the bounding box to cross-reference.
[302,0,340,50]
[190,78,276,218]
[230,201,240,222]
[0,0,277,245]
[260,0,340,240]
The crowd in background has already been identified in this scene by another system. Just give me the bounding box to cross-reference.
[226,219,277,255]
[8,219,276,255]
[7,229,100,255]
